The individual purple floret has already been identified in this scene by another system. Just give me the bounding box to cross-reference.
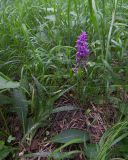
[76,31,89,64]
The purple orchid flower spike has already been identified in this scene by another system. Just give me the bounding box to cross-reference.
[76,31,89,65]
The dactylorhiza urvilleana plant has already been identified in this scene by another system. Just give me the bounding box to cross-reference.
[73,31,90,72]
[72,31,90,103]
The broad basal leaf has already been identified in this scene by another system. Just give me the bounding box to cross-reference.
[52,105,78,114]
[24,150,81,159]
[85,144,98,160]
[0,94,12,105]
[12,89,28,134]
[51,129,89,143]
[0,76,20,90]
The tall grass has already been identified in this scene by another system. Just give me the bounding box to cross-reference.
[0,0,128,159]
[1,0,128,125]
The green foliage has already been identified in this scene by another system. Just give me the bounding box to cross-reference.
[0,74,20,90]
[24,150,81,160]
[85,144,99,160]
[0,141,15,160]
[51,129,89,143]
[50,121,128,160]
[95,120,128,160]
[0,94,12,105]
[12,89,28,135]
[0,0,128,159]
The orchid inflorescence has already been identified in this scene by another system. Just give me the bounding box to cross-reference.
[73,31,89,73]
[76,31,89,64]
